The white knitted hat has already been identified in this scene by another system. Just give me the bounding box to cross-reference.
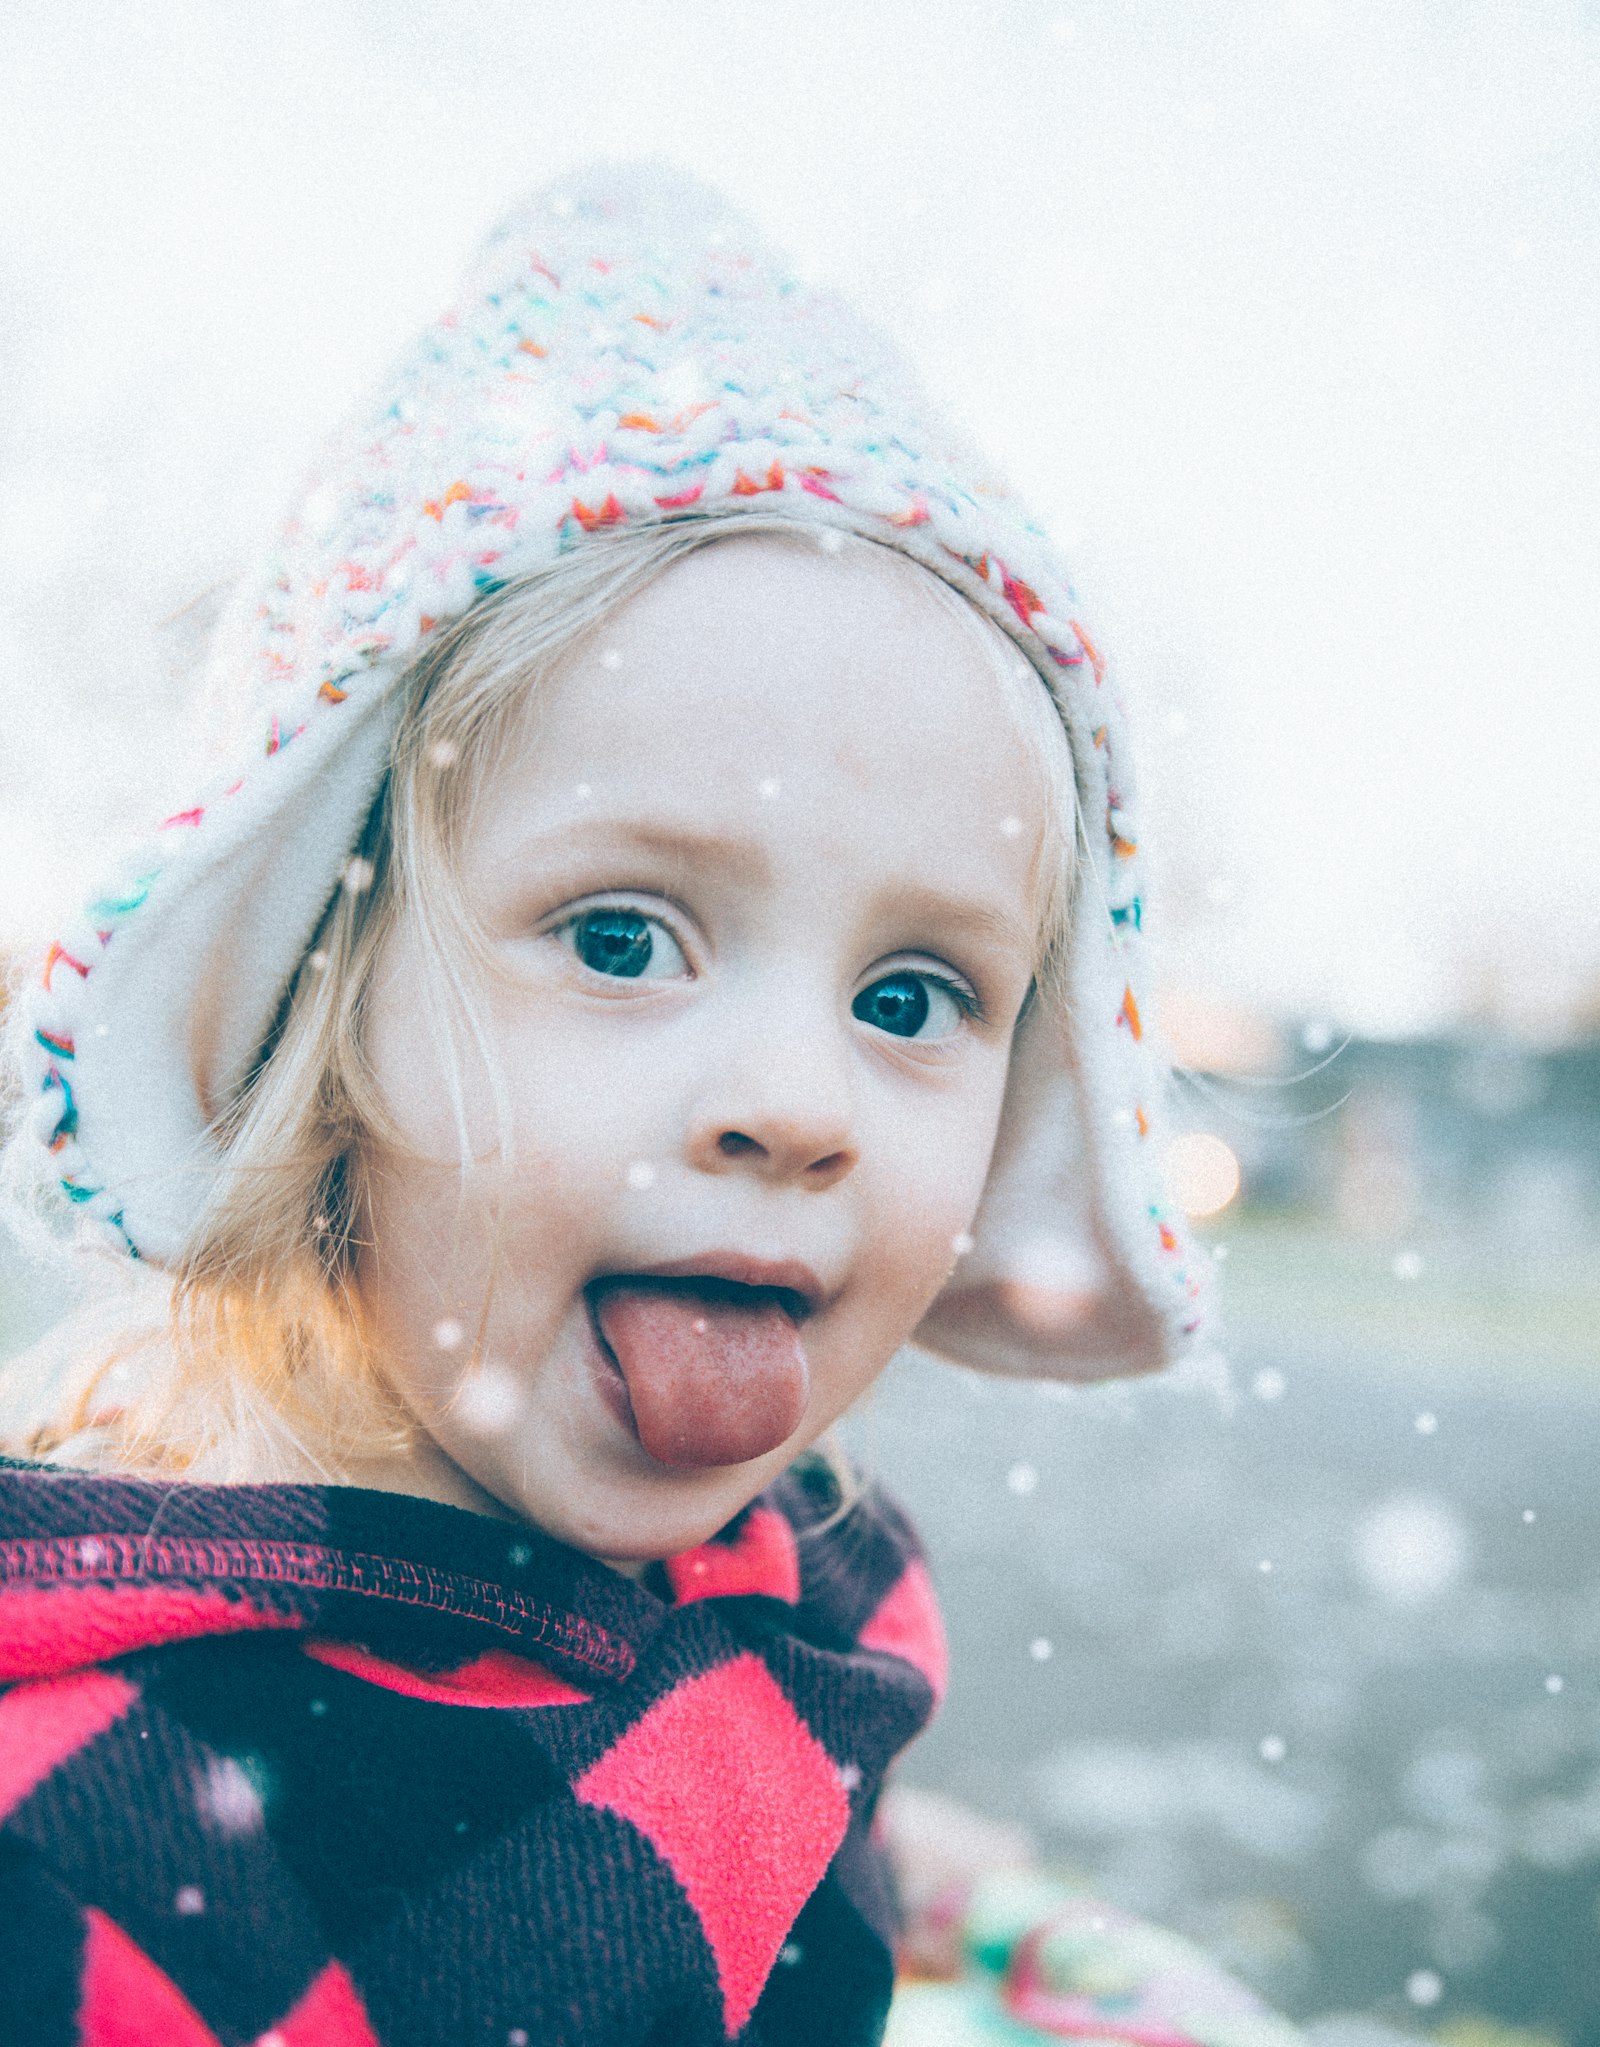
[22,165,1208,1380]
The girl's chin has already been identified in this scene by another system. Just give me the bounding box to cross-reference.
[540,1474,765,1563]
[452,1426,771,1562]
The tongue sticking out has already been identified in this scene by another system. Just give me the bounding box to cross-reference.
[592,1281,810,1468]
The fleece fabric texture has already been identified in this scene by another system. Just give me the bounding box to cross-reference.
[0,1457,944,2046]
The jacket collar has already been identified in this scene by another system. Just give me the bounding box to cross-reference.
[0,1459,666,1685]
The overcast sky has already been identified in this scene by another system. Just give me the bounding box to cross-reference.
[2,0,1596,1037]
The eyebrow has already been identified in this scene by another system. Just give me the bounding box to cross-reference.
[504,814,774,887]
[878,882,1038,965]
[495,813,1037,962]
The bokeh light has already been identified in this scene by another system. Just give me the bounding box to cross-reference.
[1164,1131,1241,1217]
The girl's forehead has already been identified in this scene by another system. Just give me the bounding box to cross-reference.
[527,536,1035,785]
[463,538,1054,936]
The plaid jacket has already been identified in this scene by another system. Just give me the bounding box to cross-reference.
[0,1458,945,2046]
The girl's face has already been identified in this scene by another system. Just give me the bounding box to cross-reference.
[359,536,1049,1561]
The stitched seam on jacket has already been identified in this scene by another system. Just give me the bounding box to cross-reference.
[0,1535,634,1678]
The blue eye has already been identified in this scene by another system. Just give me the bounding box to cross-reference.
[567,909,688,981]
[852,971,969,1041]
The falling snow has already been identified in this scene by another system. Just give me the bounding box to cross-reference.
[1351,1494,1471,1607]
[455,1366,522,1435]
[1406,1968,1444,2007]
[198,1754,266,1836]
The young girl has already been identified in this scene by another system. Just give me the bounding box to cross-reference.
[1,167,1223,2045]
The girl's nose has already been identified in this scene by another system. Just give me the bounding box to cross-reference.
[685,1022,859,1192]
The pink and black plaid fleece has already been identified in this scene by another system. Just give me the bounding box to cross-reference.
[0,1458,946,2045]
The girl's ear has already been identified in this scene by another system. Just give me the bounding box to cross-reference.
[912,1001,1165,1382]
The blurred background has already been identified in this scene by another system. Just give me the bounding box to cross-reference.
[1,1,1596,2039]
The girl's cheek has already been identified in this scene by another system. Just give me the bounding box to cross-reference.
[895,1093,1002,1234]
[868,1172,978,1318]
[861,1102,1005,1330]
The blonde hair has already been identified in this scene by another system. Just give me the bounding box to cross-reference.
[4,515,1079,1480]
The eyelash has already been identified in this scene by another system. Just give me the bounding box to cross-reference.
[547,896,684,938]
[915,972,982,1021]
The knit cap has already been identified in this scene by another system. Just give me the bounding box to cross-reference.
[22,164,1208,1380]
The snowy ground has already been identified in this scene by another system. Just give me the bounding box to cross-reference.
[844,1238,1600,2042]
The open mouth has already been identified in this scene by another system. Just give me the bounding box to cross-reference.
[587,1274,811,1329]
[582,1274,813,1470]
